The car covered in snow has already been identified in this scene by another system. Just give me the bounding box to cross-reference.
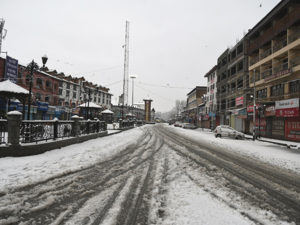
[214,125,245,139]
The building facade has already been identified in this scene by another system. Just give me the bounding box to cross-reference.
[184,86,207,126]
[0,57,112,120]
[246,0,300,141]
[204,65,218,129]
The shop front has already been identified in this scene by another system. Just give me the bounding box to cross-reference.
[275,98,299,142]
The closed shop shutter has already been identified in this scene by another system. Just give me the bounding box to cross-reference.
[235,117,243,132]
[272,118,285,139]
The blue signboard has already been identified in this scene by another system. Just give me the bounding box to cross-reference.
[208,112,216,118]
[5,56,18,83]
[37,101,49,111]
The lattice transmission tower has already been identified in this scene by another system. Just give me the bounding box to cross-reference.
[122,21,129,106]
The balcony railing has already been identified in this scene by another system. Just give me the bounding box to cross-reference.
[260,48,272,60]
[290,55,300,67]
[273,62,288,74]
[261,68,272,79]
[273,38,287,52]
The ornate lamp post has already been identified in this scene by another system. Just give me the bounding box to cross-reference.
[41,55,48,69]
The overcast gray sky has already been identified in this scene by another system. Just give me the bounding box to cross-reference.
[1,0,281,112]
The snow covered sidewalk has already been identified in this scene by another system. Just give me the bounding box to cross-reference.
[167,125,300,174]
[0,127,144,191]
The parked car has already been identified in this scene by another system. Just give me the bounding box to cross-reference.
[182,123,197,129]
[214,125,245,139]
[174,121,183,127]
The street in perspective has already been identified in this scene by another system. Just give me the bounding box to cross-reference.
[0,0,300,224]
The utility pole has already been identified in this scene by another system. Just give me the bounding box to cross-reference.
[253,69,256,141]
[122,21,130,115]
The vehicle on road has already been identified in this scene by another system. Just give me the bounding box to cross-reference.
[174,121,183,127]
[182,123,197,129]
[214,125,245,139]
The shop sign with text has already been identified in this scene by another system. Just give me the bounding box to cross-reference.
[235,96,244,106]
[275,98,299,117]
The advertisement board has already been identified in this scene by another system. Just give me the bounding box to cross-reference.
[275,98,299,117]
[235,96,244,106]
[285,118,300,142]
[4,56,18,83]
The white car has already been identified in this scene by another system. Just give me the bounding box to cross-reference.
[214,125,245,139]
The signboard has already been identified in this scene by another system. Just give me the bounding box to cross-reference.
[275,98,299,117]
[208,112,216,118]
[37,101,49,111]
[265,106,275,117]
[235,96,244,106]
[247,104,261,113]
[5,56,18,83]
[285,118,300,142]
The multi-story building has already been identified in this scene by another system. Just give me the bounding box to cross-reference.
[246,0,300,141]
[0,56,112,120]
[217,49,229,125]
[226,37,252,133]
[184,86,206,126]
[204,65,218,129]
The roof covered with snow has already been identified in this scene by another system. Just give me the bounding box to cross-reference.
[100,109,114,114]
[0,80,29,94]
[78,102,102,108]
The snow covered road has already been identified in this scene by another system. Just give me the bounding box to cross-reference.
[0,124,299,224]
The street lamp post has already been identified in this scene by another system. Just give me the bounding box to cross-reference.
[41,55,48,69]
[129,75,136,106]
[253,69,256,141]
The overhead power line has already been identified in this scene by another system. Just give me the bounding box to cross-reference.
[137,81,193,90]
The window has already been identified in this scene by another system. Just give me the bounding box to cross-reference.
[65,102,69,106]
[26,75,31,84]
[36,93,42,101]
[45,96,50,102]
[59,81,63,87]
[271,84,284,96]
[59,88,63,95]
[73,92,77,99]
[257,88,267,99]
[237,78,243,89]
[67,83,70,89]
[46,80,52,89]
[36,78,43,89]
[72,103,76,108]
[54,84,58,90]
[290,80,300,94]
[66,90,70,97]
[237,61,243,71]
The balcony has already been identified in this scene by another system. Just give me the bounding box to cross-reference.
[260,48,272,60]
[261,68,272,79]
[273,62,288,74]
[273,38,287,53]
[290,55,300,67]
[250,56,259,66]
